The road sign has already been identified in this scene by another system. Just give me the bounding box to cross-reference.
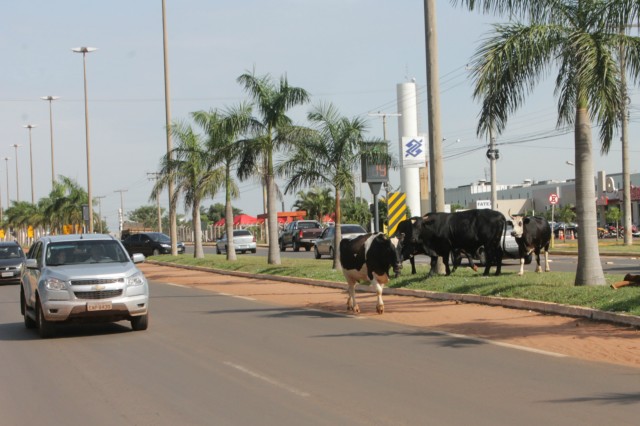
[549,193,559,205]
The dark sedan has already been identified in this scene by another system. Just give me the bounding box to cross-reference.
[122,232,185,256]
[0,241,26,284]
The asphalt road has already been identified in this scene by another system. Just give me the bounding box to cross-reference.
[187,245,640,275]
[1,279,638,425]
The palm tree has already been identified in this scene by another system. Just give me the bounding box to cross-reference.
[43,176,88,233]
[236,70,310,265]
[192,103,254,261]
[453,0,640,286]
[292,188,335,223]
[152,120,225,258]
[279,103,391,269]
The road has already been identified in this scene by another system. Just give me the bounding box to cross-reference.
[187,245,640,275]
[1,278,638,425]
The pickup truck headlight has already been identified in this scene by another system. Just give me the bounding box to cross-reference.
[126,272,146,287]
[45,277,67,290]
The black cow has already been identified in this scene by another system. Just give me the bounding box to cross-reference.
[339,232,403,314]
[508,211,552,276]
[395,216,477,274]
[403,209,506,277]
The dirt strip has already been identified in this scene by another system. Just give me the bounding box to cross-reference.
[140,263,640,369]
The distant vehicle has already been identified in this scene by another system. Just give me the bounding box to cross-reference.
[216,229,257,254]
[279,220,324,252]
[20,234,149,338]
[0,241,26,284]
[553,222,578,238]
[122,232,185,256]
[314,224,367,259]
[462,221,532,266]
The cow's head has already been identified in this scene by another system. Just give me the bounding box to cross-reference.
[509,209,525,238]
[397,217,422,261]
[389,233,404,277]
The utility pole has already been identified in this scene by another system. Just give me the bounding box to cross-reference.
[95,195,106,234]
[114,189,127,235]
[368,111,402,213]
[148,172,163,233]
[424,0,444,213]
[487,124,499,210]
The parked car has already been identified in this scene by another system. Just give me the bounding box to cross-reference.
[553,222,578,238]
[0,241,26,284]
[313,224,367,259]
[20,234,149,338]
[122,232,185,256]
[216,229,257,254]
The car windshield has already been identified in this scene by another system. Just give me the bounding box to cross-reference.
[342,225,365,234]
[46,240,130,266]
[298,222,319,229]
[0,245,24,259]
[148,233,171,243]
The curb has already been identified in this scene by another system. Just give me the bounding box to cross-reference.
[147,260,640,328]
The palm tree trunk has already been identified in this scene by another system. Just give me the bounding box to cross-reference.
[225,168,236,261]
[332,188,342,270]
[574,106,605,286]
[193,200,204,259]
[266,150,281,264]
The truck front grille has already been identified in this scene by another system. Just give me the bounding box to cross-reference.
[74,290,123,300]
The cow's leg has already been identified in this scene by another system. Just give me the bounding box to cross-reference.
[543,249,550,272]
[442,251,451,276]
[534,248,542,273]
[410,256,416,275]
[427,256,439,277]
[518,257,525,276]
[370,277,385,314]
[346,281,360,314]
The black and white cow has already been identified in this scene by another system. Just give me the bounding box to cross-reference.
[395,216,477,274]
[402,209,506,277]
[508,211,552,276]
[339,233,403,314]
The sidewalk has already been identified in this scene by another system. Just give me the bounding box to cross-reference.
[141,261,640,369]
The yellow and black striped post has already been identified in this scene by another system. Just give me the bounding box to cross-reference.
[386,192,407,236]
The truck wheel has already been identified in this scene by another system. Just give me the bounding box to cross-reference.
[293,241,300,252]
[279,240,286,252]
[152,248,160,256]
[305,245,311,252]
[21,289,36,329]
[131,314,149,331]
[314,246,321,259]
[37,297,55,338]
[329,247,335,259]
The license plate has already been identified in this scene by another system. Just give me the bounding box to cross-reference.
[1,272,13,278]
[87,302,112,312]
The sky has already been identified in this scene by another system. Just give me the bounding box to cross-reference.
[3,0,640,233]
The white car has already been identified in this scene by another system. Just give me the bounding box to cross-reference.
[314,224,367,259]
[216,229,257,254]
[20,234,149,338]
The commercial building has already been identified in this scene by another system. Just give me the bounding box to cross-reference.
[444,171,640,225]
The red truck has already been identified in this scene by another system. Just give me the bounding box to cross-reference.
[278,220,324,252]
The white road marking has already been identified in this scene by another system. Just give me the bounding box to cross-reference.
[224,361,310,397]
[164,282,188,288]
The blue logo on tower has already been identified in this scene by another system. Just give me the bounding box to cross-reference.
[405,138,423,158]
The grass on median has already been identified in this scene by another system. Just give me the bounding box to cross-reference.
[151,254,640,317]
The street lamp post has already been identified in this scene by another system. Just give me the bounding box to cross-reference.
[72,46,97,233]
[4,157,10,207]
[95,195,105,234]
[10,145,20,202]
[23,124,37,203]
[41,96,59,188]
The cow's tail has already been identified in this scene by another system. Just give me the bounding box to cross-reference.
[501,218,508,252]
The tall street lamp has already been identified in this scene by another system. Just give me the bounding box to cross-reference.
[10,145,20,202]
[72,46,97,233]
[4,157,10,207]
[23,124,37,203]
[41,96,59,188]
